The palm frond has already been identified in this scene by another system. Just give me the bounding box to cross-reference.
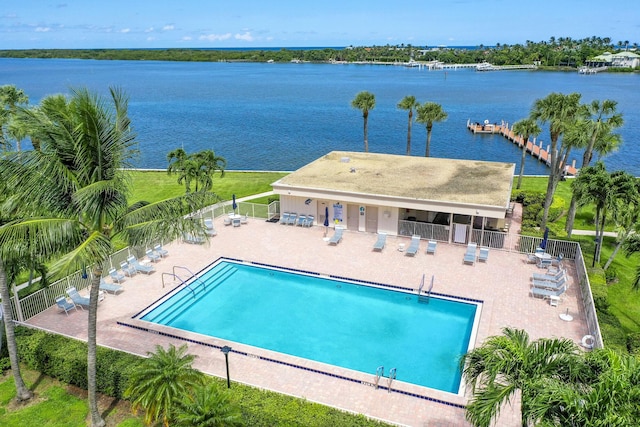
[49,230,113,277]
[0,217,85,261]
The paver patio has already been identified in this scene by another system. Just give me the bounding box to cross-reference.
[26,205,589,426]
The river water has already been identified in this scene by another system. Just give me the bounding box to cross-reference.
[2,58,639,175]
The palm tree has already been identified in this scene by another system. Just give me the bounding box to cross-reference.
[530,92,582,230]
[511,118,541,189]
[351,91,375,152]
[2,87,217,426]
[192,149,227,192]
[528,349,640,426]
[461,327,582,427]
[126,344,205,426]
[416,102,447,157]
[0,85,29,151]
[601,171,639,270]
[571,162,612,266]
[175,382,245,427]
[397,95,419,155]
[565,100,623,237]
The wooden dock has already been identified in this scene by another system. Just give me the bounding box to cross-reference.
[466,119,578,176]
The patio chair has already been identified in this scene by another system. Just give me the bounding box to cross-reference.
[551,253,564,267]
[56,296,79,315]
[532,276,566,291]
[66,287,90,308]
[478,246,489,262]
[372,232,387,251]
[530,283,566,299]
[279,212,290,224]
[287,213,298,225]
[405,235,421,256]
[232,216,241,227]
[328,227,344,245]
[154,244,169,257]
[146,249,161,263]
[304,215,314,227]
[127,256,155,274]
[99,278,124,295]
[109,268,126,283]
[240,214,248,224]
[426,240,437,255]
[526,253,538,264]
[296,215,306,226]
[463,243,477,265]
[537,257,553,269]
[204,218,217,236]
[120,261,137,277]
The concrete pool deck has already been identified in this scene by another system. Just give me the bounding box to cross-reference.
[26,207,589,427]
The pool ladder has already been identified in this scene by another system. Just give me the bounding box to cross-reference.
[160,266,207,298]
[374,366,397,393]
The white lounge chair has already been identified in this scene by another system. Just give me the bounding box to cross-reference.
[56,296,79,315]
[296,215,306,226]
[478,246,489,262]
[287,213,298,225]
[304,215,314,227]
[532,276,567,291]
[464,243,477,265]
[279,212,290,224]
[109,268,125,283]
[120,261,137,277]
[426,240,437,255]
[373,232,387,251]
[66,287,90,308]
[127,256,155,274]
[405,235,421,256]
[328,227,344,245]
[531,284,566,299]
[204,218,217,236]
[146,249,161,263]
[99,278,124,295]
[154,244,169,257]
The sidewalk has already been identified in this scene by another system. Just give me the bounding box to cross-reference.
[571,229,617,238]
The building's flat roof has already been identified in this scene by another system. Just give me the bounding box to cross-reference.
[274,151,515,208]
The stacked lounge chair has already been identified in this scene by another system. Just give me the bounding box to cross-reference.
[120,261,137,277]
[303,215,314,227]
[204,218,217,236]
[146,249,161,263]
[287,213,298,225]
[296,215,307,226]
[478,246,489,262]
[530,283,566,299]
[279,212,290,224]
[532,275,567,291]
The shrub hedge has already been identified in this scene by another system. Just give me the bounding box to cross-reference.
[14,327,391,426]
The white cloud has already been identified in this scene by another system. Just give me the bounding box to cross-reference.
[199,33,232,41]
[147,36,155,41]
[121,28,130,33]
[234,31,253,41]
[35,27,50,32]
[162,25,174,31]
[182,36,192,41]
[145,27,154,33]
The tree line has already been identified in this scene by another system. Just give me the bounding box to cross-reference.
[0,35,637,68]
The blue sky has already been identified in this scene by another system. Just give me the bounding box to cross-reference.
[2,0,639,49]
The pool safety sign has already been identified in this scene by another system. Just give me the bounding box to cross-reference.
[333,203,343,223]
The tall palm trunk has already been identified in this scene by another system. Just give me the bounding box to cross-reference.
[517,138,528,189]
[0,258,32,402]
[88,264,105,427]
[425,125,433,157]
[406,110,413,155]
[363,112,369,152]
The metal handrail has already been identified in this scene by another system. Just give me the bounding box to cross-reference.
[374,366,384,389]
[417,274,425,295]
[173,265,207,292]
[387,368,397,393]
[161,272,195,298]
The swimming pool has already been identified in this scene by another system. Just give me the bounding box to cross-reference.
[139,260,480,394]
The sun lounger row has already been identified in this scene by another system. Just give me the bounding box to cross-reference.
[280,212,314,227]
[463,243,490,264]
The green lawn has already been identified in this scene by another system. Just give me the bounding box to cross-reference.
[128,170,287,204]
[0,369,142,426]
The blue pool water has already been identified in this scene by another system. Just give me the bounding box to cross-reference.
[140,260,479,393]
